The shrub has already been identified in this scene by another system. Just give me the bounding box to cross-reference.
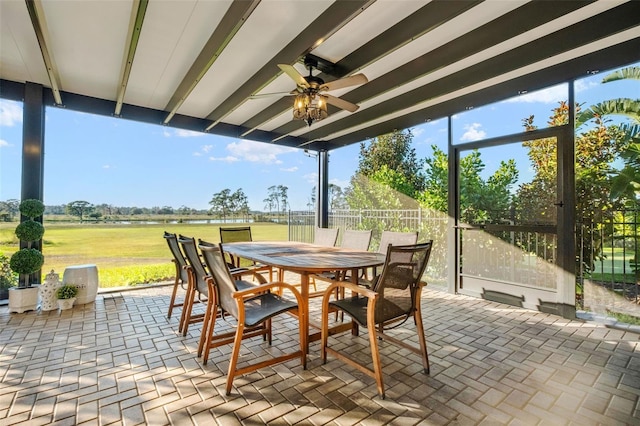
[15,220,45,243]
[56,284,78,299]
[19,199,45,219]
[9,248,44,275]
[0,253,18,289]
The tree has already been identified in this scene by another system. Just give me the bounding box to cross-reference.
[420,146,518,224]
[309,184,347,210]
[347,129,426,210]
[277,185,289,214]
[519,101,628,273]
[66,201,94,222]
[230,189,250,220]
[209,189,232,221]
[0,199,19,221]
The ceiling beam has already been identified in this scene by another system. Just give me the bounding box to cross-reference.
[240,0,481,137]
[327,37,640,149]
[25,0,63,105]
[299,1,639,143]
[114,0,148,117]
[162,0,261,125]
[203,0,374,132]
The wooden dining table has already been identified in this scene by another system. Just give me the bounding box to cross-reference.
[222,241,386,347]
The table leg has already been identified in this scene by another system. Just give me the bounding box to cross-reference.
[351,267,359,336]
[300,271,310,351]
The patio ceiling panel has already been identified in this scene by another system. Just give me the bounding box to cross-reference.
[296,0,640,147]
[0,0,638,152]
[124,0,235,111]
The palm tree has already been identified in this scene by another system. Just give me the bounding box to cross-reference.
[576,66,640,201]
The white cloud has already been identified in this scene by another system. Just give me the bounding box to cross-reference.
[304,172,317,184]
[201,144,213,153]
[102,164,114,169]
[225,140,297,164]
[209,155,239,163]
[0,101,22,127]
[175,129,204,137]
[280,166,298,172]
[0,139,10,148]
[460,123,486,142]
[330,178,349,188]
[504,84,566,104]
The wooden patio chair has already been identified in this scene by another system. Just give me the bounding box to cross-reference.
[359,230,419,286]
[163,231,189,319]
[321,241,433,399]
[177,236,257,337]
[219,226,273,281]
[198,242,307,395]
[313,227,339,247]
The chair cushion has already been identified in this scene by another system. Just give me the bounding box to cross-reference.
[243,293,298,327]
[330,295,408,325]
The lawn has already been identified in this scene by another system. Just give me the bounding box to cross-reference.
[0,222,289,287]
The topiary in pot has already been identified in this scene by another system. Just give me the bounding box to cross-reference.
[15,220,45,243]
[9,248,45,277]
[20,199,45,219]
[11,199,46,289]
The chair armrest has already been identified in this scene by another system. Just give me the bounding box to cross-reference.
[233,281,304,303]
[322,280,378,302]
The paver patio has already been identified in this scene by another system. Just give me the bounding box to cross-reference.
[1,283,638,425]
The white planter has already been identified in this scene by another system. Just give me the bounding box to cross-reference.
[63,264,98,305]
[57,297,76,310]
[39,271,61,312]
[8,286,40,313]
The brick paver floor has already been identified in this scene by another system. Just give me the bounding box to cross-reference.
[1,283,638,425]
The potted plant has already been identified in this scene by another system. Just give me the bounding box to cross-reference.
[0,253,18,302]
[8,199,45,313]
[56,284,78,310]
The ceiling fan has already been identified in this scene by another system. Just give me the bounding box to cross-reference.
[253,56,368,126]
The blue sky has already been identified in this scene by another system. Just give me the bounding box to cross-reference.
[1,62,637,211]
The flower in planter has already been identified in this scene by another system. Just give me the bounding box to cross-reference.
[56,284,79,300]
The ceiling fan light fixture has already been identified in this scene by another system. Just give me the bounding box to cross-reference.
[293,93,327,126]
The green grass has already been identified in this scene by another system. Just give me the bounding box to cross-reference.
[606,310,640,326]
[0,222,288,287]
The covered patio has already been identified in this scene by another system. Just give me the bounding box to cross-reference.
[1,282,638,424]
[2,1,640,423]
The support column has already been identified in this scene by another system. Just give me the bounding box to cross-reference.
[21,82,45,285]
[317,149,329,228]
[446,116,457,295]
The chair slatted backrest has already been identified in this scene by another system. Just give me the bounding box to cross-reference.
[219,227,253,243]
[164,231,188,283]
[372,242,433,324]
[377,231,419,254]
[219,227,253,267]
[199,243,240,319]
[177,235,209,296]
[340,230,372,251]
[313,227,339,247]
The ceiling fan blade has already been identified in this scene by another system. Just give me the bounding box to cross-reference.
[278,64,309,88]
[321,73,368,92]
[323,94,359,113]
[250,91,295,99]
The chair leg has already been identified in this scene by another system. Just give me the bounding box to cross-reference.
[167,276,180,319]
[179,278,195,335]
[226,322,245,395]
[198,295,215,357]
[413,310,430,374]
[367,311,385,399]
[202,305,219,365]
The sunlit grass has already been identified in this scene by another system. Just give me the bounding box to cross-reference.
[0,221,288,287]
